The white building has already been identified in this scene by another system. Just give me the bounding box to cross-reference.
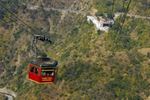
[87,16,114,32]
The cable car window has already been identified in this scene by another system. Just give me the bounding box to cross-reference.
[30,67,34,72]
[35,68,38,74]
[30,66,38,74]
[42,70,54,77]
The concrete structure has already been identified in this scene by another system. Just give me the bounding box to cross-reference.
[87,16,114,32]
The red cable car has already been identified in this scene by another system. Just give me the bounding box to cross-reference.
[28,57,58,83]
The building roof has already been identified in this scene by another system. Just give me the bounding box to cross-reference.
[87,16,114,32]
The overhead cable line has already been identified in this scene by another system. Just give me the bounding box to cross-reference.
[0,1,37,35]
[112,0,132,43]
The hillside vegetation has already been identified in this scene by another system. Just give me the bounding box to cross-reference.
[0,0,150,99]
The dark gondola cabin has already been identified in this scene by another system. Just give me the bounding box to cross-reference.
[28,57,58,83]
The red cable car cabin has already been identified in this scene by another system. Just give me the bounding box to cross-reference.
[28,57,58,83]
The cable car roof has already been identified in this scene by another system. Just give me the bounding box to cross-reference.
[30,57,58,68]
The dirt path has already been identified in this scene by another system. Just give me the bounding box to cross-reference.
[27,5,89,15]
[127,14,150,20]
[27,5,150,20]
[115,13,150,20]
[43,7,88,15]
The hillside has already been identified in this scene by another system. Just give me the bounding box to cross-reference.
[0,0,150,100]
